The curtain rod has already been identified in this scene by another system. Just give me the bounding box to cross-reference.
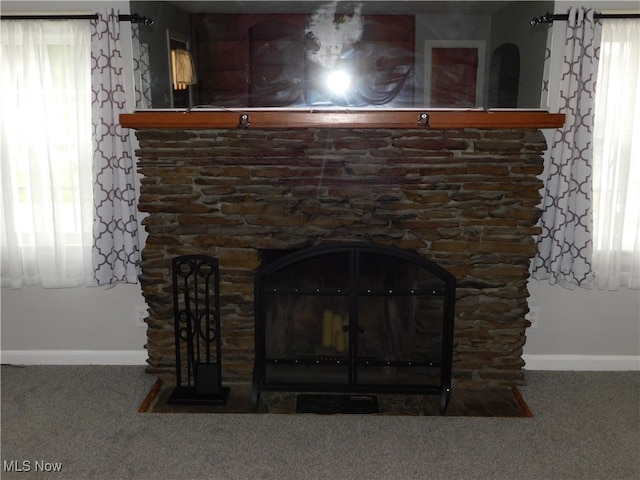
[0,13,154,25]
[531,12,640,26]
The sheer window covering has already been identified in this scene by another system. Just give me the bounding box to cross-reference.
[592,19,640,290]
[1,20,94,288]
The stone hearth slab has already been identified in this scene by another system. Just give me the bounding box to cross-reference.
[141,382,532,417]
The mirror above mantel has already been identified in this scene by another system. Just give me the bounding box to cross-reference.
[130,1,553,111]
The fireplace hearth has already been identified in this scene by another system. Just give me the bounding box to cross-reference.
[253,242,456,413]
[122,111,561,392]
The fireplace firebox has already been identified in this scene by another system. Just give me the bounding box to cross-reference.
[252,242,457,414]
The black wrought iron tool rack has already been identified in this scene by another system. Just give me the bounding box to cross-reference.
[168,255,230,405]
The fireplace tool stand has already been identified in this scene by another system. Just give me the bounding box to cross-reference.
[168,255,230,405]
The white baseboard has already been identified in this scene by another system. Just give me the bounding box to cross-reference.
[1,350,148,365]
[3,351,638,371]
[523,354,640,371]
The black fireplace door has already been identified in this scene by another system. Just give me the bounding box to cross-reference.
[253,242,456,394]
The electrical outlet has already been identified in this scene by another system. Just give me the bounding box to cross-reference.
[526,306,539,329]
[134,304,148,328]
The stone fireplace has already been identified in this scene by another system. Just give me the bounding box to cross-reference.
[122,110,563,390]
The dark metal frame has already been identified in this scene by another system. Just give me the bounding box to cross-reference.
[168,255,229,405]
[252,242,456,414]
[0,13,154,25]
[531,12,640,26]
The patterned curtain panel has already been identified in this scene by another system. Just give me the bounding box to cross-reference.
[91,9,141,285]
[532,8,601,289]
[131,24,152,109]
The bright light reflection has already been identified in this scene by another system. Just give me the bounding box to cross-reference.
[326,70,351,95]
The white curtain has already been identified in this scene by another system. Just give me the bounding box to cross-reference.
[532,8,601,289]
[1,20,94,288]
[91,9,141,285]
[592,19,640,290]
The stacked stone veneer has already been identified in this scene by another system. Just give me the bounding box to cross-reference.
[134,127,546,389]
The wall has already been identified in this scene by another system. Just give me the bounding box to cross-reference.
[523,0,640,370]
[1,0,148,364]
[525,279,639,368]
[0,285,147,364]
[1,0,638,371]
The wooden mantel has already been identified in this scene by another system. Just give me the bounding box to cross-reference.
[120,109,565,130]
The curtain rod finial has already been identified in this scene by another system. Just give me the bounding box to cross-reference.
[530,12,554,26]
[119,13,154,26]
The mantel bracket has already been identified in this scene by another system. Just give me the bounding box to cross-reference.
[238,113,251,129]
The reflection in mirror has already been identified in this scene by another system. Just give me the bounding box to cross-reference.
[130,1,553,110]
[167,31,195,108]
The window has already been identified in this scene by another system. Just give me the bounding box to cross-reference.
[1,20,94,288]
[592,19,640,289]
